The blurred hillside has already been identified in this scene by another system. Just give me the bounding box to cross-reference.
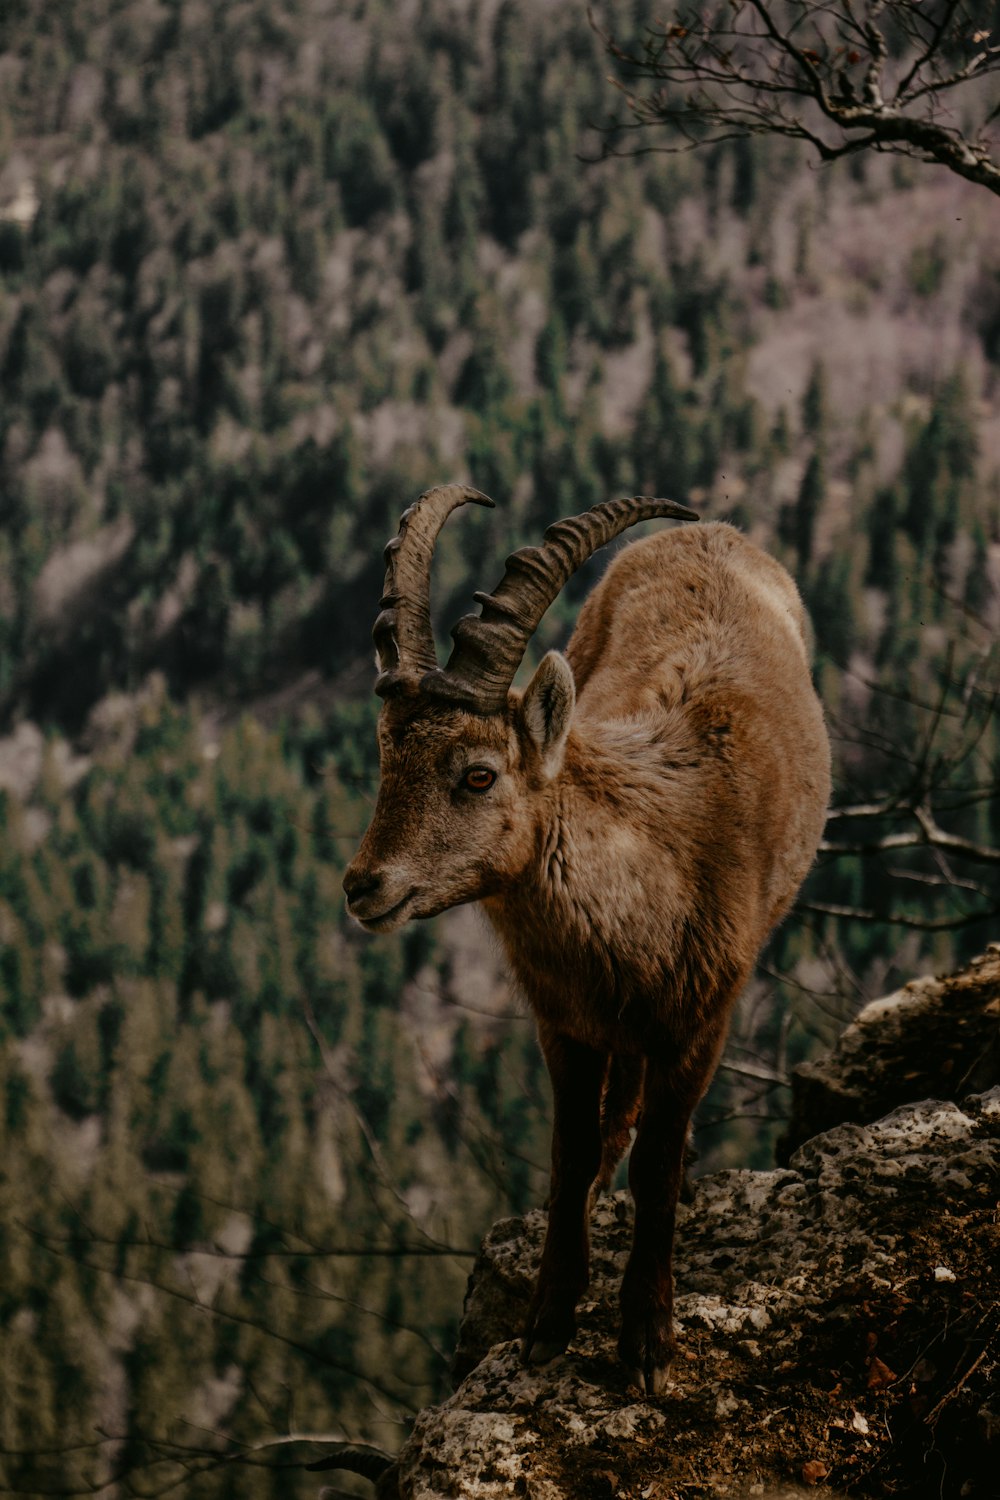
[0,0,998,1492]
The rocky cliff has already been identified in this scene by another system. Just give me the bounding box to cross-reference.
[363,951,1000,1499]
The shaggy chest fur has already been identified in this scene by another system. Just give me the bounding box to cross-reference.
[482,766,755,1055]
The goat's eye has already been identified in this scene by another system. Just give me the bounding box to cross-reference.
[462,766,496,793]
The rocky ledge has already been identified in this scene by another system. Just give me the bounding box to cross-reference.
[780,945,1000,1158]
[384,954,1000,1499]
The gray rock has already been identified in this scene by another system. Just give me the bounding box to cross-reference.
[779,945,1000,1159]
[390,1090,1000,1499]
[381,957,1000,1498]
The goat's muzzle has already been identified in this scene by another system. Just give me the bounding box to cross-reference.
[343,864,417,931]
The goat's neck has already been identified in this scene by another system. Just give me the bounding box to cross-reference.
[482,719,751,1038]
[485,721,687,976]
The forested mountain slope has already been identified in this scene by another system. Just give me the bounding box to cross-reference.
[0,0,998,1491]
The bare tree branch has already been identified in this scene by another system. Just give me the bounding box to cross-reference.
[717,1055,790,1086]
[594,2,1000,194]
[821,803,1000,866]
[798,898,996,931]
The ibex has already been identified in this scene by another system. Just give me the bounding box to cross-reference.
[343,485,830,1394]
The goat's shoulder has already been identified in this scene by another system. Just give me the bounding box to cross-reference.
[568,522,811,715]
[602,521,805,634]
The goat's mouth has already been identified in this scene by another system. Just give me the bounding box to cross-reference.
[354,888,418,932]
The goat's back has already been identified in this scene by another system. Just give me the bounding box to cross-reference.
[565,521,830,940]
[567,522,809,707]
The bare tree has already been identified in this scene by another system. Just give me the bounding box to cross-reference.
[809,621,1000,932]
[596,1,1000,194]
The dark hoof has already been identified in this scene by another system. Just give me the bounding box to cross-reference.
[618,1316,675,1396]
[620,1351,674,1395]
[520,1299,577,1368]
[521,1335,569,1367]
[630,1360,672,1395]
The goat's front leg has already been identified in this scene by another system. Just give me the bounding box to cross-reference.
[617,1039,718,1395]
[522,1026,607,1366]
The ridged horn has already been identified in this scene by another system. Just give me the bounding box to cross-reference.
[373,484,494,699]
[421,495,699,714]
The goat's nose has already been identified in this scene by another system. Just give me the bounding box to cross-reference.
[343,868,382,907]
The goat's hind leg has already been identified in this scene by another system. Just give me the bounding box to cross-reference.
[522,1027,606,1366]
[595,1052,644,1194]
[617,1041,718,1396]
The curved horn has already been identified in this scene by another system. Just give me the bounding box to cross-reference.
[373,484,494,699]
[421,495,698,713]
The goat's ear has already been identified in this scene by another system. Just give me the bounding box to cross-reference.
[521,651,575,778]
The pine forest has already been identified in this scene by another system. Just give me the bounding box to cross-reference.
[0,1,998,1493]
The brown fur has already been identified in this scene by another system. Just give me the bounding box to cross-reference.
[344,521,831,1391]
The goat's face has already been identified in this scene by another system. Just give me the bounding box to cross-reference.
[343,652,575,932]
[345,483,694,932]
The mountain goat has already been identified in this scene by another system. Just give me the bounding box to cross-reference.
[343,485,831,1393]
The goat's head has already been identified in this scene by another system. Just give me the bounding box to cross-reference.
[342,485,696,932]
